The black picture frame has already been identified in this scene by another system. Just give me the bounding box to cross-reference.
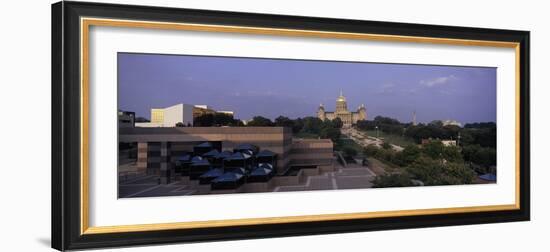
[52,1,530,251]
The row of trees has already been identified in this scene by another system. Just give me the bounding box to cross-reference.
[244,116,344,142]
[355,116,496,173]
[355,117,496,148]
[192,113,243,127]
[356,116,405,135]
[192,114,344,143]
[368,141,476,187]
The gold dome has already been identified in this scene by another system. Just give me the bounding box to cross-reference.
[337,90,346,102]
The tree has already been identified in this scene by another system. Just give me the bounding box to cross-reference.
[342,146,358,158]
[363,145,379,157]
[320,126,341,143]
[301,117,323,134]
[422,141,445,159]
[356,120,376,131]
[471,147,496,167]
[396,144,421,166]
[372,173,415,188]
[406,156,474,186]
[291,118,304,133]
[274,116,294,128]
[374,116,401,125]
[194,114,215,126]
[247,116,274,126]
[442,145,463,163]
[464,122,496,129]
[332,118,343,129]
[429,120,444,127]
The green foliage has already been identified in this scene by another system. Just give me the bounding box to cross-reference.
[462,144,496,167]
[395,144,421,166]
[194,113,239,126]
[332,117,343,129]
[405,122,496,148]
[429,120,444,127]
[442,145,463,163]
[247,116,274,126]
[406,156,475,186]
[301,117,324,134]
[363,145,397,165]
[405,124,444,143]
[355,120,376,131]
[294,116,343,143]
[175,122,185,127]
[415,141,463,163]
[464,122,496,129]
[422,141,445,159]
[320,126,341,143]
[291,118,304,133]
[356,116,404,135]
[342,146,358,158]
[381,142,392,150]
[374,116,401,125]
[274,116,294,128]
[372,173,415,188]
[363,145,379,157]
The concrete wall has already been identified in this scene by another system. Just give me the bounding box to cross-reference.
[120,127,293,173]
[120,127,334,175]
[290,139,334,166]
[164,103,194,127]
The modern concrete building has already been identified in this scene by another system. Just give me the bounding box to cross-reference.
[136,103,194,127]
[119,127,334,183]
[318,90,366,127]
[118,110,135,128]
[193,105,235,118]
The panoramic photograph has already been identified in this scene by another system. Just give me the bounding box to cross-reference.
[117,53,497,198]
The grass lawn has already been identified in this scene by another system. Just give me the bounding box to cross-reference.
[367,157,406,175]
[363,130,415,147]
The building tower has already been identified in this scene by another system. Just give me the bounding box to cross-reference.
[336,90,348,113]
[413,110,417,126]
[357,104,367,121]
[317,103,326,121]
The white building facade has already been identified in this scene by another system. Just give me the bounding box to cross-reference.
[136,103,194,127]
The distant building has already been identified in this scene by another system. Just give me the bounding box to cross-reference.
[217,110,235,116]
[193,105,235,119]
[317,90,366,127]
[136,104,194,127]
[442,119,462,127]
[441,140,457,147]
[421,139,457,147]
[193,105,216,119]
[118,110,135,128]
[136,103,235,128]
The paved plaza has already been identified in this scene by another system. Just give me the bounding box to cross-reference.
[118,164,376,198]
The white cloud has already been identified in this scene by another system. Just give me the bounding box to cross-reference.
[376,82,396,94]
[420,75,457,87]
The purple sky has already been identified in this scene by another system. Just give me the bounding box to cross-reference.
[118,53,496,124]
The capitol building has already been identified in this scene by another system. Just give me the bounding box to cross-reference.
[317,91,367,127]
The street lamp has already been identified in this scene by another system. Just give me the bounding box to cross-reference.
[375,126,379,138]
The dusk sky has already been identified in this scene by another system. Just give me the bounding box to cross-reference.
[118,53,496,124]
